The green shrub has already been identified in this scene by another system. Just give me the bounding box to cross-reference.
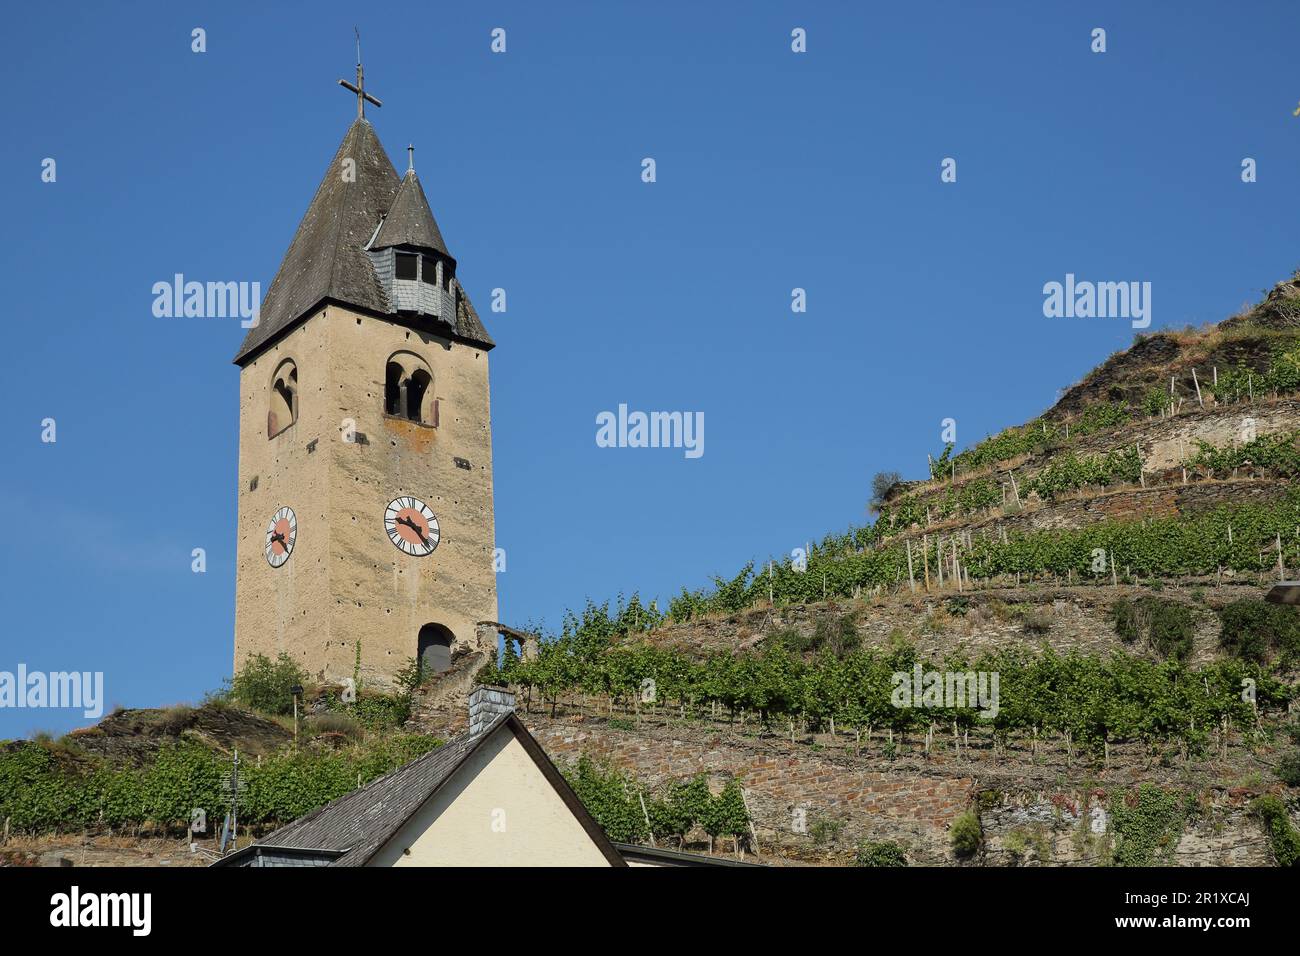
[1021,608,1054,635]
[394,657,429,692]
[156,705,195,734]
[563,755,648,844]
[341,692,411,730]
[1109,785,1185,866]
[306,713,363,740]
[228,652,309,716]
[1251,795,1300,867]
[808,815,846,846]
[771,626,814,654]
[1113,597,1142,644]
[571,767,750,850]
[472,649,501,686]
[945,596,971,617]
[0,733,440,835]
[1111,597,1195,662]
[1277,752,1300,787]
[813,613,861,658]
[652,774,711,843]
[1147,601,1196,662]
[1219,600,1300,663]
[701,778,750,844]
[1142,385,1171,417]
[855,841,907,866]
[950,809,982,858]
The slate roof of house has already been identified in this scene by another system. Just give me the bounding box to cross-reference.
[614,843,764,867]
[370,170,449,254]
[217,711,623,867]
[232,118,492,365]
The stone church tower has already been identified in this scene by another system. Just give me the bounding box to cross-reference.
[231,93,498,690]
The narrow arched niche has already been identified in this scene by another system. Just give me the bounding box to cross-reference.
[268,358,298,438]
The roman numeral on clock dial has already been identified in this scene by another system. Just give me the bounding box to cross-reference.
[264,506,297,568]
[384,495,440,557]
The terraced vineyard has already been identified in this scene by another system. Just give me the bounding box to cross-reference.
[471,273,1300,866]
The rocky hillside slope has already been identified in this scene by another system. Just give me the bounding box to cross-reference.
[449,273,1300,866]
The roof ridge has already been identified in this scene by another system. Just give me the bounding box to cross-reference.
[327,119,389,307]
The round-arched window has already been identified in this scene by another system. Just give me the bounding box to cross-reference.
[268,359,298,438]
[383,351,437,425]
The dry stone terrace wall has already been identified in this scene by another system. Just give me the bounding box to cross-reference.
[891,398,1300,518]
[644,584,1267,667]
[980,792,1273,867]
[1132,398,1300,472]
[885,477,1288,547]
[526,713,973,863]
[522,714,1281,865]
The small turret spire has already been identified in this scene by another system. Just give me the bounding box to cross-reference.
[407,144,414,173]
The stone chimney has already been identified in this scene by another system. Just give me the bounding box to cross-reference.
[468,685,515,736]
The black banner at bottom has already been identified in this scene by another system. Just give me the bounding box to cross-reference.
[0,865,1276,942]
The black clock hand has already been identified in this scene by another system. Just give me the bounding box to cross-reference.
[271,532,286,546]
[397,516,428,545]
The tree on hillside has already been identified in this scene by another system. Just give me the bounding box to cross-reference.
[869,470,902,516]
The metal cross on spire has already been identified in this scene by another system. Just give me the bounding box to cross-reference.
[338,27,382,118]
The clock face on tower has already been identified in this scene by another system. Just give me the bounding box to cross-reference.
[385,496,440,557]
[265,506,297,568]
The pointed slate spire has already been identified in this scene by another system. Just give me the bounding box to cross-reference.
[370,167,450,256]
[234,118,400,364]
[235,117,493,364]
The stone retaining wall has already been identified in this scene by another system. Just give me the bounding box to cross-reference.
[522,714,1286,866]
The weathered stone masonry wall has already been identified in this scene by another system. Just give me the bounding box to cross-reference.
[525,714,973,863]
[523,715,1283,866]
[645,583,1270,667]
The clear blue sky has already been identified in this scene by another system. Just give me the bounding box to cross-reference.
[3,1,1299,738]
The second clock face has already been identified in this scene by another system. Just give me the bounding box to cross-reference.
[385,496,440,557]
[265,506,297,568]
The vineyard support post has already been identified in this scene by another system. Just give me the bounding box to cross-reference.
[739,788,761,857]
[638,791,656,847]
[922,533,931,591]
